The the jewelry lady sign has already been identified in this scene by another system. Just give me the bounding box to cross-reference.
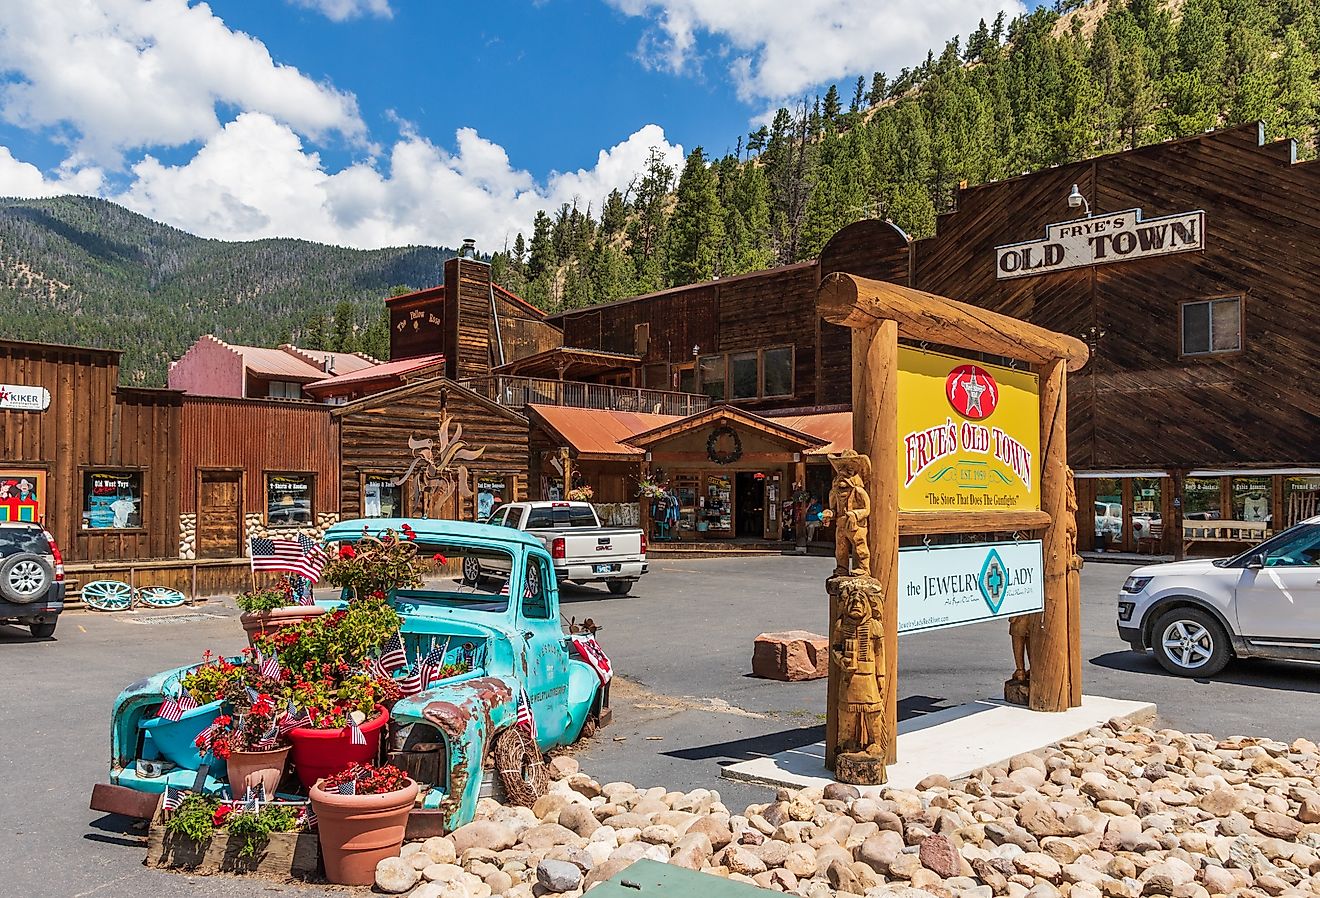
[897,540,1044,634]
[898,348,1039,513]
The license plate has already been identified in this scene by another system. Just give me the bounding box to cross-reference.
[593,563,620,574]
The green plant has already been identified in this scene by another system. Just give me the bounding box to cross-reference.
[180,652,248,705]
[165,793,220,844]
[256,595,402,674]
[236,583,294,614]
[322,530,432,598]
[289,670,395,729]
[226,804,300,858]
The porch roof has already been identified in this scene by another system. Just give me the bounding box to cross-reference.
[622,405,828,452]
[494,346,641,379]
[769,410,853,455]
[527,404,679,461]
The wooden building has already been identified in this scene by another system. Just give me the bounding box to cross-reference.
[0,339,181,563]
[335,377,529,523]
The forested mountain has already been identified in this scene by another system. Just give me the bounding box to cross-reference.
[0,196,453,385]
[493,0,1320,311]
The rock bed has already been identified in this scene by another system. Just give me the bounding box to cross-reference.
[375,720,1320,898]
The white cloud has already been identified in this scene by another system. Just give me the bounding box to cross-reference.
[0,0,363,164]
[288,0,393,21]
[0,147,104,198]
[607,0,1025,103]
[97,114,684,250]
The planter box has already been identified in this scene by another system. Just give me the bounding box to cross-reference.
[145,807,319,879]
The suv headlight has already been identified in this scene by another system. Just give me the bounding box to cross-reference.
[1121,576,1152,594]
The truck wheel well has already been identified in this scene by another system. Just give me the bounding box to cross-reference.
[1141,598,1235,650]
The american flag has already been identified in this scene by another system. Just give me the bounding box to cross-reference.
[258,649,282,683]
[278,701,308,735]
[249,536,328,581]
[516,687,538,742]
[380,630,407,672]
[299,804,317,828]
[348,718,366,746]
[162,786,186,813]
[396,666,422,696]
[362,656,390,683]
[418,641,449,689]
[336,778,358,796]
[196,719,223,751]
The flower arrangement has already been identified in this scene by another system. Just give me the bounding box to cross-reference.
[636,478,668,500]
[164,793,305,858]
[255,593,401,675]
[567,485,594,501]
[180,651,248,705]
[322,529,432,599]
[321,762,411,795]
[236,580,297,614]
[288,669,396,729]
[194,681,284,760]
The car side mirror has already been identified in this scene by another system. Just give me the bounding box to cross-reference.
[1245,553,1265,570]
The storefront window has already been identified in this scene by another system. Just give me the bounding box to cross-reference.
[363,476,402,518]
[1284,476,1320,527]
[266,473,313,525]
[476,476,509,521]
[699,355,726,401]
[1129,477,1162,546]
[702,475,732,532]
[730,353,758,400]
[762,347,793,397]
[1231,476,1271,523]
[1182,477,1221,521]
[1093,477,1122,549]
[82,470,143,529]
[0,470,45,523]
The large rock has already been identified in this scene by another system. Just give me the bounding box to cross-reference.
[536,858,583,893]
[1252,811,1302,840]
[751,630,828,681]
[919,833,961,878]
[449,820,517,854]
[556,802,601,838]
[375,856,420,894]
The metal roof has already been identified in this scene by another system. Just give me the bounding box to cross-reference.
[527,405,679,459]
[304,354,445,394]
[231,345,327,380]
[770,411,854,455]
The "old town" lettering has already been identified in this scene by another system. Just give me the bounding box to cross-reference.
[995,208,1204,280]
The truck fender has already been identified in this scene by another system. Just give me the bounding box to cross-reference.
[399,676,515,832]
[565,659,601,742]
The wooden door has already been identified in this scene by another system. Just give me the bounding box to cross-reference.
[197,472,243,559]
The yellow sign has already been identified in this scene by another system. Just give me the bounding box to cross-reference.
[897,347,1039,512]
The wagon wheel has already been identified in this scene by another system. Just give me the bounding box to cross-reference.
[493,727,548,808]
[81,580,135,612]
[138,586,187,608]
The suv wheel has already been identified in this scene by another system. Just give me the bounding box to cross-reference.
[30,621,56,638]
[1152,607,1231,677]
[0,553,54,604]
[462,556,483,585]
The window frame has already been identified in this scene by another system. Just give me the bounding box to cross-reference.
[1179,295,1243,359]
[697,354,727,401]
[265,470,316,527]
[359,470,406,519]
[760,345,795,398]
[728,351,760,400]
[79,465,148,532]
[521,555,553,620]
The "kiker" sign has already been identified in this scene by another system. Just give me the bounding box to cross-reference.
[995,208,1204,280]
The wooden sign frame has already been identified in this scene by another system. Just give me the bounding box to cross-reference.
[818,273,1089,768]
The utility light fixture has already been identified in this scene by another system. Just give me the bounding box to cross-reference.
[1067,184,1091,217]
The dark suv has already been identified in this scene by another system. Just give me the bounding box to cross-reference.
[0,523,65,638]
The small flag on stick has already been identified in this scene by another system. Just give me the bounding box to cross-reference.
[380,630,407,672]
[516,686,539,742]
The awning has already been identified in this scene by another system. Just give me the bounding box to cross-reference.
[624,405,828,452]
[495,347,641,380]
[527,404,679,461]
[769,411,853,455]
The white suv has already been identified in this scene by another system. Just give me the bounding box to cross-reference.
[1116,516,1320,676]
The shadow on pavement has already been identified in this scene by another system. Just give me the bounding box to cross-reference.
[1089,650,1320,694]
[661,695,956,765]
[84,813,148,848]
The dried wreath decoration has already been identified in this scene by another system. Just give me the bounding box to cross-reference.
[706,426,743,465]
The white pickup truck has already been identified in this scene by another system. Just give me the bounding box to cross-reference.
[465,501,648,595]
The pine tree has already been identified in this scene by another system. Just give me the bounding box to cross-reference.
[1274,25,1320,155]
[667,147,725,285]
[303,311,327,350]
[331,299,356,353]
[868,72,888,106]
[526,211,554,280]
[850,76,866,113]
[823,84,842,128]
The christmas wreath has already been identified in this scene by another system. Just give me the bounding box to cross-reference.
[706,426,743,465]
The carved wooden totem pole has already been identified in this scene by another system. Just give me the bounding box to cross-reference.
[823,450,887,785]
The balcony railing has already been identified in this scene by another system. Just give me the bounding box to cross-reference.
[463,375,710,417]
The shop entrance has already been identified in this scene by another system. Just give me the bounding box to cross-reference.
[735,472,766,537]
[197,470,243,559]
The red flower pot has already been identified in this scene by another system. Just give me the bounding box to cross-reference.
[287,705,388,787]
[310,777,419,885]
[240,605,325,647]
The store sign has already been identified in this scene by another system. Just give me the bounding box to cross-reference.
[898,347,1039,512]
[898,540,1044,634]
[0,383,50,411]
[995,208,1204,280]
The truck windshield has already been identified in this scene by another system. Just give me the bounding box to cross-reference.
[340,539,518,613]
[526,506,598,528]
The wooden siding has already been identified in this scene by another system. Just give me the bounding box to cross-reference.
[337,377,529,521]
[0,341,181,562]
[494,292,561,364]
[179,396,338,515]
[912,122,1320,469]
[448,258,496,380]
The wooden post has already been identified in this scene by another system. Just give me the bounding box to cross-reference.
[794,455,808,552]
[639,457,652,541]
[850,320,898,764]
[1030,359,1075,712]
[1171,469,1186,561]
[560,448,573,499]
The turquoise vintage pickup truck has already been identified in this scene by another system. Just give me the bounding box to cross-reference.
[92,519,611,833]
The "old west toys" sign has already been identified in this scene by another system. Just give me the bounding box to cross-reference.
[898,348,1039,513]
[995,208,1204,280]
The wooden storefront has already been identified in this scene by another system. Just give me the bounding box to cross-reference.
[336,377,529,522]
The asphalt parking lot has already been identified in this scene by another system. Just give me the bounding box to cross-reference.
[1,554,1317,897]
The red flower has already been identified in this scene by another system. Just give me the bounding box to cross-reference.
[213,805,233,826]
[432,553,447,564]
[338,544,357,559]
[400,524,416,541]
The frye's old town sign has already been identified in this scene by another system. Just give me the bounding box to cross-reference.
[898,348,1039,513]
[995,208,1205,279]
[0,384,51,412]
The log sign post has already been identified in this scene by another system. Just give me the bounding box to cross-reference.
[817,273,1089,784]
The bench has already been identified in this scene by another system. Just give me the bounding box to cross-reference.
[1183,520,1270,555]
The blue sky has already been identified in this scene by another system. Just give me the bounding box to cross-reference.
[0,0,1033,250]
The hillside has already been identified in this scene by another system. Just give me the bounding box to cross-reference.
[493,0,1320,311]
[0,196,454,385]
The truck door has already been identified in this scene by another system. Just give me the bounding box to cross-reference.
[517,553,569,745]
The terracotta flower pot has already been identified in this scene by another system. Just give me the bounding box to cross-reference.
[310,778,419,886]
[287,705,389,788]
[225,746,290,800]
[240,605,325,646]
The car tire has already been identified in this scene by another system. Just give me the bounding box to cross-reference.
[30,621,56,638]
[606,580,633,596]
[0,553,54,604]
[461,557,482,585]
[1151,607,1231,677]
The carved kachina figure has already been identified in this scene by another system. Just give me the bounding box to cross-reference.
[1008,613,1037,686]
[832,577,888,763]
[820,450,872,577]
